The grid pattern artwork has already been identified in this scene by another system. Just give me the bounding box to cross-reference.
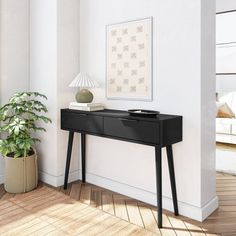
[106,18,153,100]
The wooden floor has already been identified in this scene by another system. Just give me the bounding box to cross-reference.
[0,172,236,235]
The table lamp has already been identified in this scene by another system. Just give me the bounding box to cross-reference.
[69,72,99,103]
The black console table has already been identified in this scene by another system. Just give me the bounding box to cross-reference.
[61,108,182,228]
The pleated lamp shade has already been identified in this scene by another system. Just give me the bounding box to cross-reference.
[69,72,99,88]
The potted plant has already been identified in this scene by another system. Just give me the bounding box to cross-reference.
[0,92,51,193]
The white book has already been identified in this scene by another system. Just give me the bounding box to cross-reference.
[69,104,104,109]
[69,102,103,108]
[69,105,104,111]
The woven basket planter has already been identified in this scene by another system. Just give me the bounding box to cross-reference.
[4,151,38,193]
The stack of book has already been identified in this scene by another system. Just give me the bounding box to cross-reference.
[69,102,104,111]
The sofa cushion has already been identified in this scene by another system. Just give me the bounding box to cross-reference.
[216,102,235,118]
[216,118,232,134]
[218,92,236,116]
[232,123,236,135]
[216,133,236,144]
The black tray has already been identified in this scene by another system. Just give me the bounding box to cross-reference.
[128,109,160,117]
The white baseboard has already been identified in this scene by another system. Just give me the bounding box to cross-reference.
[85,172,218,222]
[201,196,219,221]
[38,170,80,187]
[39,169,218,222]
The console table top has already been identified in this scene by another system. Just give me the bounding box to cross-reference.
[62,108,182,122]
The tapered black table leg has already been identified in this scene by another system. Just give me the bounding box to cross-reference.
[155,146,162,228]
[166,145,179,216]
[81,133,86,183]
[64,131,74,189]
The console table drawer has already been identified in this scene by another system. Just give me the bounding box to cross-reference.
[104,117,159,144]
[61,111,103,134]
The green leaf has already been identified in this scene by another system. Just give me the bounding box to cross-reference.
[0,91,51,157]
[14,126,19,135]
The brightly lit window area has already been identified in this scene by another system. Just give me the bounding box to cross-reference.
[216,10,236,175]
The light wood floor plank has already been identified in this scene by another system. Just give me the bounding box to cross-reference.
[45,229,69,236]
[40,201,84,224]
[168,215,191,236]
[138,202,161,235]
[126,200,144,228]
[96,220,130,236]
[0,185,6,199]
[69,182,81,200]
[63,211,111,235]
[184,222,206,236]
[90,187,102,209]
[115,223,149,236]
[58,208,101,232]
[59,183,72,196]
[219,200,236,206]
[0,192,15,200]
[14,220,49,236]
[80,214,122,235]
[29,224,57,236]
[1,218,43,236]
[102,191,115,215]
[60,208,97,231]
[217,191,236,196]
[113,194,129,221]
[79,184,91,205]
[151,208,177,236]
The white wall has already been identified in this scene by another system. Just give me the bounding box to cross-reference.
[79,0,217,221]
[0,0,80,186]
[0,0,30,183]
[30,0,80,185]
[30,0,58,183]
[57,0,80,181]
[201,0,217,211]
[216,0,236,12]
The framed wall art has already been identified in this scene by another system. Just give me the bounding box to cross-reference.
[106,17,153,100]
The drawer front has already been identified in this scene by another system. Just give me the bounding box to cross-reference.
[104,117,159,144]
[61,111,103,134]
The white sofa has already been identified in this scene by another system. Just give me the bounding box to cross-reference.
[216,92,236,144]
[216,118,236,144]
[216,89,236,175]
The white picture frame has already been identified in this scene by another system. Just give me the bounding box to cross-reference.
[106,17,153,100]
